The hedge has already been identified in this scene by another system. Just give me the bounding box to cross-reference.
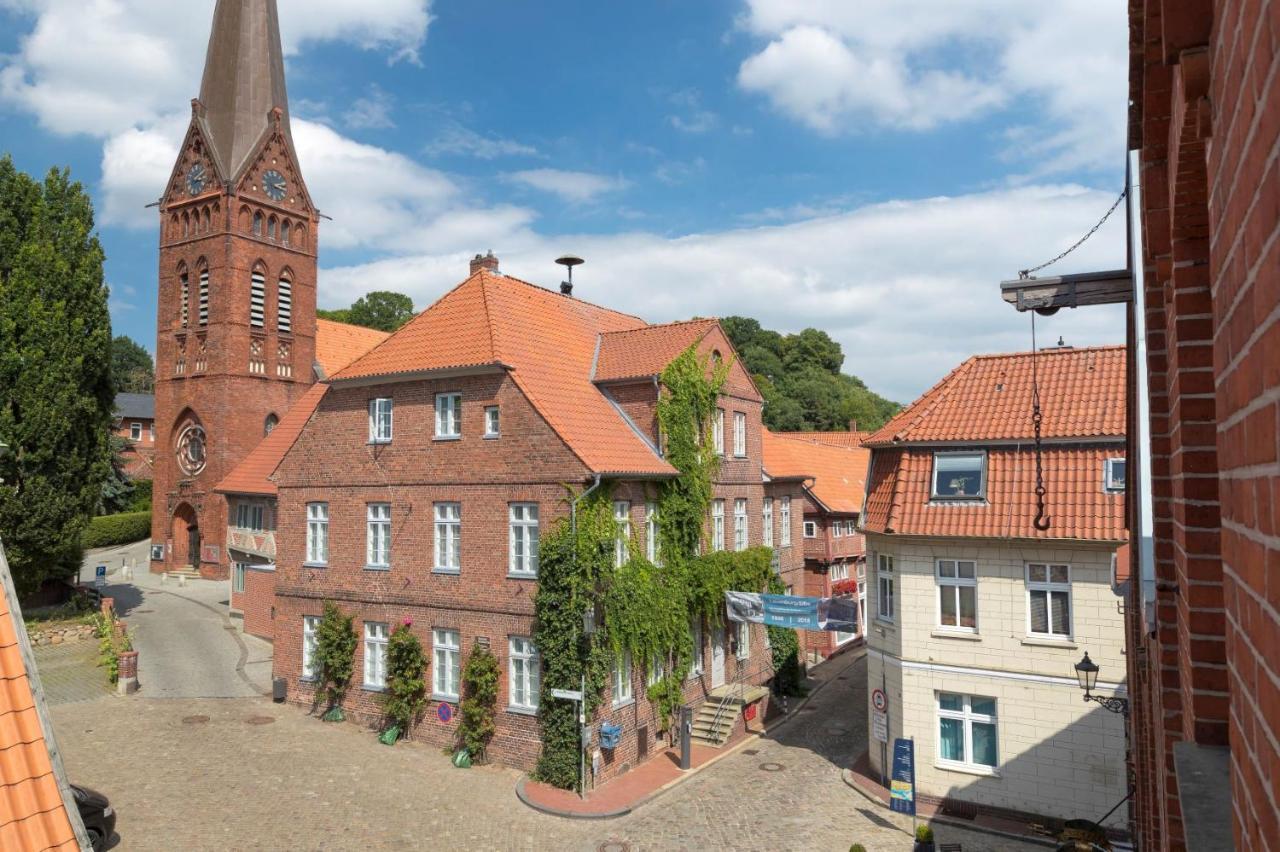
[127,479,153,513]
[83,512,151,549]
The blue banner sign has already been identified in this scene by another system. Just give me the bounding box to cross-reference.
[761,594,821,629]
[889,738,915,815]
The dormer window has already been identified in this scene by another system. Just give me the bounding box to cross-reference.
[932,451,986,500]
[1104,458,1126,492]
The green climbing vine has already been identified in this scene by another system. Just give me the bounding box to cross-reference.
[315,601,358,722]
[532,344,783,790]
[380,620,428,739]
[458,643,500,762]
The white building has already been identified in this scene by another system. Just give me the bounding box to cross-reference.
[860,346,1130,829]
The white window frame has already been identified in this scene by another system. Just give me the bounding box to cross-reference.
[435,392,462,439]
[508,636,540,712]
[1026,563,1073,639]
[645,501,660,564]
[363,622,389,690]
[302,616,321,680]
[305,502,328,565]
[149,423,155,441]
[931,451,987,500]
[713,408,725,455]
[485,405,500,438]
[368,398,393,444]
[612,651,633,707]
[647,652,666,687]
[847,520,857,535]
[937,693,999,772]
[613,500,631,568]
[734,498,748,551]
[936,559,978,633]
[735,620,750,660]
[432,628,460,699]
[508,503,539,577]
[832,521,842,539]
[803,520,817,538]
[780,496,791,546]
[434,502,462,573]
[130,422,142,441]
[876,553,895,624]
[733,411,746,457]
[1104,457,1126,492]
[232,562,246,594]
[689,618,704,678]
[711,499,725,551]
[762,498,773,547]
[366,503,391,569]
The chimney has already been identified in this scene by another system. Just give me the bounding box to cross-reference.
[470,250,499,276]
[848,419,858,432]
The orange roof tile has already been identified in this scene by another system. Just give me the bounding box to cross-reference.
[215,382,329,496]
[593,319,719,382]
[865,346,1126,446]
[334,270,679,476]
[773,431,868,449]
[861,445,1126,542]
[0,547,83,851]
[315,319,390,377]
[762,430,871,514]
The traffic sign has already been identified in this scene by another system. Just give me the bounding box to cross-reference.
[871,688,888,713]
[437,703,453,723]
[872,711,888,743]
[551,688,584,701]
[94,565,107,587]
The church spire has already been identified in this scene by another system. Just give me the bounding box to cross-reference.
[197,0,292,180]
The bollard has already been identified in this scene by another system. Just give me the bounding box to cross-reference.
[178,573,187,588]
[679,705,693,770]
[161,572,168,585]
[117,651,139,695]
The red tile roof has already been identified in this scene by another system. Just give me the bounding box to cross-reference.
[762,430,871,514]
[315,319,390,377]
[215,382,328,496]
[865,346,1126,446]
[0,548,83,851]
[333,270,686,476]
[773,431,868,449]
[593,319,719,382]
[861,445,1126,542]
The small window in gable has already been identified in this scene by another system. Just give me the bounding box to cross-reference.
[932,451,986,500]
[484,406,500,437]
[1104,458,1126,492]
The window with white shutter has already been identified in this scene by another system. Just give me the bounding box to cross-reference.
[277,278,292,333]
[250,271,265,327]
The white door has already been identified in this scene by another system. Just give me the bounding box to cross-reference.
[711,626,726,688]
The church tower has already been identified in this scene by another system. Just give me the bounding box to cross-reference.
[150,0,318,577]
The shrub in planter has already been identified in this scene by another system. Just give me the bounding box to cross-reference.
[913,824,935,852]
[458,643,499,762]
[315,602,357,722]
[380,620,428,742]
[849,845,867,852]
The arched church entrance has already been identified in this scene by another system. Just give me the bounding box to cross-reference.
[172,503,200,569]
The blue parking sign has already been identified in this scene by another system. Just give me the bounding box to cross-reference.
[94,565,107,586]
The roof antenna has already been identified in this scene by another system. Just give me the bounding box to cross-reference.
[556,254,583,297]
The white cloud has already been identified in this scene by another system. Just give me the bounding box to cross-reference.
[423,123,540,160]
[502,169,629,203]
[735,0,1126,172]
[665,88,718,134]
[0,0,432,137]
[321,184,1128,402]
[343,86,396,130]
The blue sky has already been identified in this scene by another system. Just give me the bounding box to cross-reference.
[0,0,1131,402]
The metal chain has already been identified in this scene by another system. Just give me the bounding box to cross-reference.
[1031,312,1051,531]
[1019,187,1128,279]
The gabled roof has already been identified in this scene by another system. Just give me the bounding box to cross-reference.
[215,382,327,496]
[593,319,719,382]
[762,430,870,514]
[334,269,679,477]
[861,445,1127,542]
[114,392,155,420]
[773,430,867,449]
[865,346,1126,446]
[0,545,86,851]
[314,319,390,378]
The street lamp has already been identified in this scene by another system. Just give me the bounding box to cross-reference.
[1074,651,1129,716]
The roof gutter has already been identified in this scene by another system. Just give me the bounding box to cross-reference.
[327,361,510,389]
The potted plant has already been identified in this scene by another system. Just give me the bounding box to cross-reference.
[913,824,935,852]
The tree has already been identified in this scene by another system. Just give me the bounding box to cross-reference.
[0,156,113,597]
[110,335,153,393]
[99,436,136,515]
[344,291,414,332]
[315,307,351,324]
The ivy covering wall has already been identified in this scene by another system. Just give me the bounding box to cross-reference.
[532,345,791,791]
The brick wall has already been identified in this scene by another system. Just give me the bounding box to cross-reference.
[237,565,275,640]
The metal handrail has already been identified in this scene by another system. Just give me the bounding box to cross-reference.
[705,629,778,741]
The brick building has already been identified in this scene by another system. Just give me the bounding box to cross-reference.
[112,392,155,480]
[860,346,1129,828]
[762,429,870,661]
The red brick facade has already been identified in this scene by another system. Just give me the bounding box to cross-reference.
[1127,1,1280,847]
[113,417,155,480]
[799,496,865,662]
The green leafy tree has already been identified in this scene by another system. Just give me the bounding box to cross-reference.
[315,601,357,721]
[0,156,113,597]
[347,291,414,332]
[315,307,351,324]
[458,643,499,761]
[110,334,153,393]
[381,621,428,737]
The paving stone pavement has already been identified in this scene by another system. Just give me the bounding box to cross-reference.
[49,650,1041,851]
[32,639,113,705]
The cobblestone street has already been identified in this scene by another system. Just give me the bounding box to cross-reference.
[32,639,112,705]
[49,647,1040,851]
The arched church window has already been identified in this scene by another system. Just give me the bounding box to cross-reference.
[253,211,263,236]
[182,212,190,238]
[277,276,292,333]
[281,219,291,247]
[250,267,266,328]
[268,216,278,241]
[264,414,279,436]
